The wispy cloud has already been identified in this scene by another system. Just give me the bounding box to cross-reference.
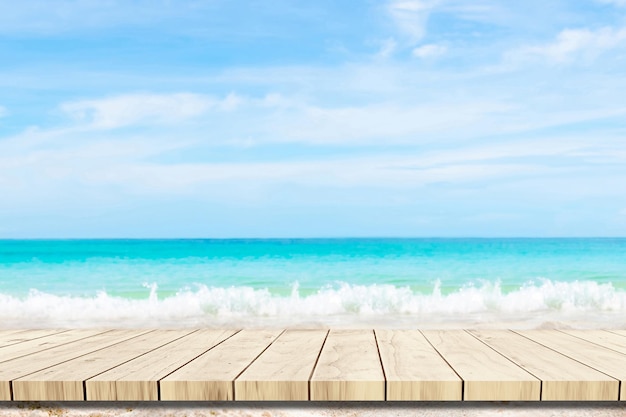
[2,117,621,193]
[387,0,439,44]
[376,38,398,58]
[274,101,512,144]
[59,93,248,130]
[507,26,626,64]
[412,43,447,58]
[3,0,626,236]
[0,135,576,194]
[60,93,212,129]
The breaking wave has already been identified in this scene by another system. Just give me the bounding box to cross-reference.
[2,280,626,329]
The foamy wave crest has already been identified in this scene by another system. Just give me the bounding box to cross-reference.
[2,280,626,329]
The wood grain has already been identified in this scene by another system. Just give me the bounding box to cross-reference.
[562,330,626,355]
[235,329,328,400]
[310,330,385,401]
[376,329,461,400]
[0,329,148,401]
[516,330,626,401]
[160,329,282,401]
[470,330,617,400]
[86,329,236,400]
[11,330,166,401]
[607,330,626,338]
[422,330,540,401]
[0,330,66,348]
[0,329,106,364]
[2,328,626,402]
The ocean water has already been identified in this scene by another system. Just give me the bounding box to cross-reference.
[1,238,625,328]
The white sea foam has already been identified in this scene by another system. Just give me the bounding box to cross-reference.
[1,279,626,329]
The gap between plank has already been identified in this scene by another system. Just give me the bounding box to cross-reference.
[465,329,548,401]
[0,330,112,365]
[418,330,465,401]
[156,329,243,383]
[0,329,71,350]
[308,329,330,401]
[7,329,155,395]
[231,329,286,401]
[510,329,623,382]
[464,329,545,381]
[604,330,626,339]
[155,328,245,401]
[557,329,626,356]
[372,330,387,401]
[83,329,201,383]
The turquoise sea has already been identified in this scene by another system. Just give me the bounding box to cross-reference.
[1,238,625,328]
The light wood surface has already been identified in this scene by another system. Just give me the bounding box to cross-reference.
[0,329,148,401]
[0,329,105,364]
[470,330,618,400]
[0,329,66,348]
[160,329,282,401]
[2,329,626,402]
[13,330,191,401]
[515,330,626,401]
[422,330,540,401]
[607,330,626,337]
[376,329,462,401]
[86,329,236,400]
[310,329,385,401]
[561,330,626,355]
[235,329,328,400]
[0,330,27,340]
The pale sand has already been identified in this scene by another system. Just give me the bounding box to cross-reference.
[1,402,626,417]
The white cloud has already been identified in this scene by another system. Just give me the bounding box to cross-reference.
[59,92,248,129]
[507,26,626,64]
[388,0,439,44]
[412,43,447,58]
[2,112,625,207]
[7,141,553,193]
[272,101,512,144]
[13,132,622,197]
[57,91,296,131]
[377,38,398,58]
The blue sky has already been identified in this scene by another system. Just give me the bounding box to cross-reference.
[1,0,626,237]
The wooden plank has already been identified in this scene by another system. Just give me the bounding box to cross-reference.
[160,329,282,401]
[0,329,66,347]
[0,329,106,363]
[310,329,385,401]
[421,330,540,401]
[375,329,462,401]
[470,330,618,400]
[0,330,149,401]
[0,330,24,338]
[561,330,626,355]
[86,329,236,400]
[13,330,192,401]
[235,329,328,401]
[515,330,626,401]
[607,330,626,337]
